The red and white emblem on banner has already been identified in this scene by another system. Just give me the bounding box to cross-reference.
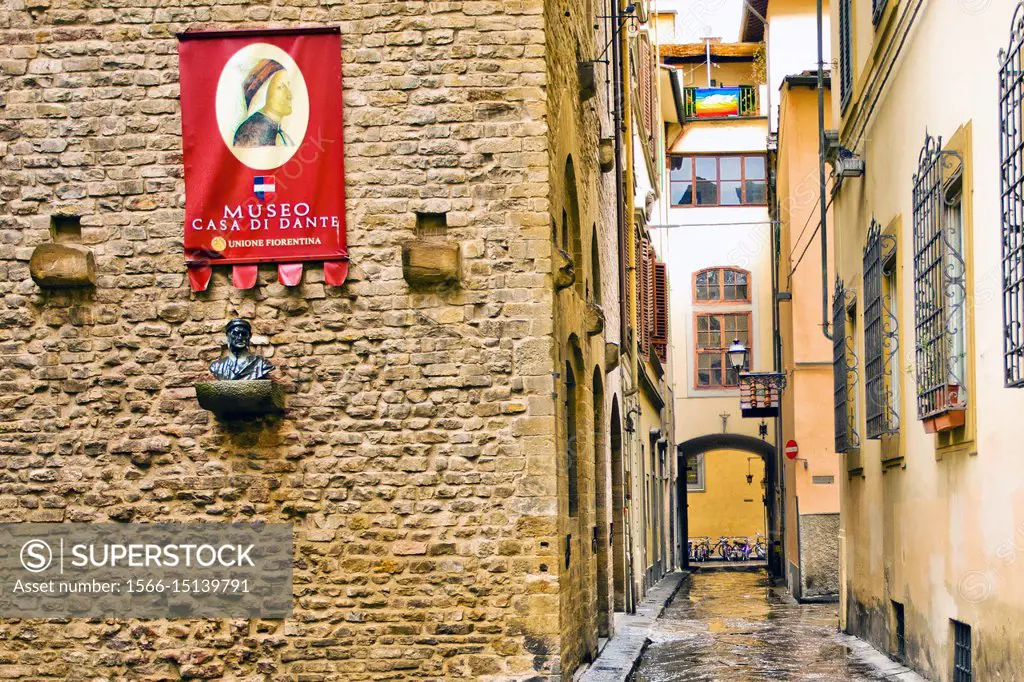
[177,27,348,290]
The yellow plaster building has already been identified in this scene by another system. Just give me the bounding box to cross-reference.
[687,449,766,541]
[828,0,1024,679]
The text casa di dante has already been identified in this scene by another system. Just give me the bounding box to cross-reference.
[190,201,342,231]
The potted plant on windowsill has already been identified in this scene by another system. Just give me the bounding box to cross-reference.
[922,383,966,434]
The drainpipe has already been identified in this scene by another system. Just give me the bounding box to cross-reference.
[613,0,626,355]
[622,3,641,606]
[610,0,637,615]
[817,0,832,340]
[622,0,637,395]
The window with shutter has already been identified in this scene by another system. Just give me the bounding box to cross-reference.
[639,237,651,357]
[833,280,860,452]
[634,234,643,354]
[653,262,668,362]
[636,36,659,165]
[839,0,853,112]
[863,220,900,438]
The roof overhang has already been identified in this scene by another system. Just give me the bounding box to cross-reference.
[659,41,760,63]
[741,0,769,42]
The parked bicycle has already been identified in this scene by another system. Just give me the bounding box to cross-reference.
[753,532,768,559]
[688,536,712,562]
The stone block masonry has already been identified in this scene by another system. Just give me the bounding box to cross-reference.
[0,1,586,679]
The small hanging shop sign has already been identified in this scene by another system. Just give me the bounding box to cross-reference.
[739,372,787,419]
[177,27,348,291]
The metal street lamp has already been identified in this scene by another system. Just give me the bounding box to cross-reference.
[727,338,748,372]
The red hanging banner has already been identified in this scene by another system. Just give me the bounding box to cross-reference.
[177,27,347,271]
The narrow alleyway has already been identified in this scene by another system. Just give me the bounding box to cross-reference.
[633,571,907,681]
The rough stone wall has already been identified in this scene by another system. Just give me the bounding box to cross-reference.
[799,513,839,599]
[0,1,573,680]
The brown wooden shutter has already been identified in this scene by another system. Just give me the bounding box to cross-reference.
[633,234,642,349]
[637,38,659,164]
[637,237,649,357]
[645,243,655,357]
[653,262,668,362]
[640,39,653,141]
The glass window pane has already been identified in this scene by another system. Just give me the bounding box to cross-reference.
[697,316,709,331]
[673,181,693,205]
[745,155,766,179]
[695,157,718,181]
[698,354,713,386]
[695,180,718,205]
[724,270,735,285]
[671,157,692,181]
[721,181,742,205]
[745,179,766,204]
[720,156,742,180]
[707,354,722,386]
[735,283,748,300]
[698,270,719,300]
[707,316,721,332]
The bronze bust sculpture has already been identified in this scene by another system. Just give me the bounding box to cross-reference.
[210,319,274,380]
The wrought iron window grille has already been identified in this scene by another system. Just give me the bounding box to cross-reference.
[953,619,972,682]
[864,219,900,438]
[1000,6,1024,387]
[833,279,861,453]
[912,133,968,421]
[892,601,906,660]
[871,0,888,26]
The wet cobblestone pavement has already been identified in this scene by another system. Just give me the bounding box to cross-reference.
[633,570,894,681]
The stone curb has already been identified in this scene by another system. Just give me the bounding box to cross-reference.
[577,570,690,682]
[837,632,932,681]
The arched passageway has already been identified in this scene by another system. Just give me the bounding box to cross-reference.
[677,433,781,577]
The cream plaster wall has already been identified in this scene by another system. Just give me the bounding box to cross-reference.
[832,0,1024,678]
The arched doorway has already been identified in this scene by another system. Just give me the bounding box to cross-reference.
[609,398,626,612]
[677,434,781,577]
[592,369,609,638]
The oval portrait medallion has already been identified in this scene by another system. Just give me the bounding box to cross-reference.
[215,43,309,171]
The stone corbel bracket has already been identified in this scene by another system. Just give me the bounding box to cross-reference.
[196,380,285,419]
[585,302,605,336]
[30,243,96,288]
[553,248,575,291]
[604,342,620,372]
[598,138,615,173]
[402,240,461,286]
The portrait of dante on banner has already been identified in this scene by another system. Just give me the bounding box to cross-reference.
[233,58,294,148]
[214,43,309,170]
